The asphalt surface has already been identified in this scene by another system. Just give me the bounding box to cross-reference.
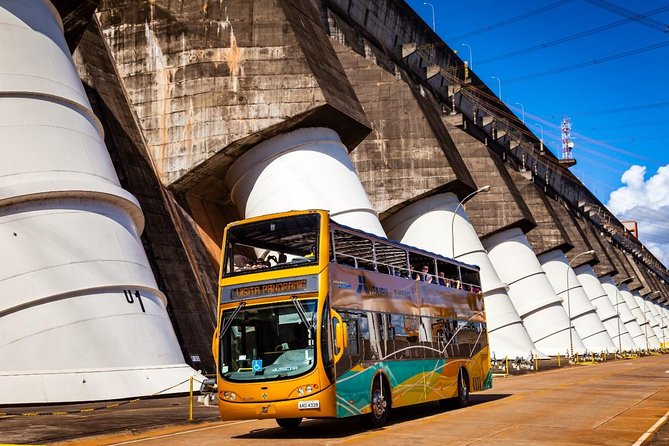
[1,354,668,445]
[0,395,220,444]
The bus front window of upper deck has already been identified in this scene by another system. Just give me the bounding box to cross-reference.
[219,300,318,382]
[223,214,320,277]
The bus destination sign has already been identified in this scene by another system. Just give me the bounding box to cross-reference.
[224,276,318,301]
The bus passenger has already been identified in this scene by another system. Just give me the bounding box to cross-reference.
[416,265,433,283]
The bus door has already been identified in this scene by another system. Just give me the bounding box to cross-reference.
[387,314,427,406]
[335,312,362,374]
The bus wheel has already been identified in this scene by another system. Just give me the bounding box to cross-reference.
[276,417,302,429]
[367,375,390,427]
[439,367,470,410]
[455,367,470,407]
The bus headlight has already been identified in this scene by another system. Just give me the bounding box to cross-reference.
[295,384,318,397]
[222,391,237,401]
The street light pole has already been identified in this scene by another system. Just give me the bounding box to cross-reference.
[651,291,667,349]
[515,102,525,124]
[615,289,622,354]
[644,291,659,352]
[423,2,435,31]
[643,295,649,353]
[491,76,502,101]
[451,185,491,259]
[461,43,473,69]
[618,276,635,354]
[534,123,544,150]
[567,250,595,359]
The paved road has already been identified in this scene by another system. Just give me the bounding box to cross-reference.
[2,355,668,445]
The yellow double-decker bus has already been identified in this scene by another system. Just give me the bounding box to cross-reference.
[212,210,491,428]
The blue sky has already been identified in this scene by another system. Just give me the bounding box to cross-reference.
[406,0,669,265]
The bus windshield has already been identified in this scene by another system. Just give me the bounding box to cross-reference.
[220,299,318,382]
[223,214,320,276]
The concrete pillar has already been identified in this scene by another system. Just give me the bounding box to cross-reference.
[483,228,587,356]
[383,193,542,360]
[599,276,645,350]
[539,250,615,353]
[0,0,197,403]
[574,264,636,352]
[226,127,384,236]
[649,301,669,347]
[659,305,669,348]
[619,283,658,349]
[632,292,662,349]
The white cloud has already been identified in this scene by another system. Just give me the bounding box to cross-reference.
[606,164,669,267]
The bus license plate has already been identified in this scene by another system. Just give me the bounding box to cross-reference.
[298,400,319,410]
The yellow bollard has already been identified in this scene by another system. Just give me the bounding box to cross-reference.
[534,353,538,371]
[505,356,509,375]
[189,375,194,422]
[557,352,561,368]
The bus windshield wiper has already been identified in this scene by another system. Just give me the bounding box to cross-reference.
[220,302,246,338]
[291,296,313,332]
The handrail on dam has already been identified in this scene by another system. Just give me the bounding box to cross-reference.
[491,349,664,376]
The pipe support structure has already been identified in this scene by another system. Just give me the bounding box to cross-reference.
[538,250,615,353]
[226,127,385,236]
[0,0,198,403]
[599,276,645,350]
[574,264,636,352]
[483,227,587,356]
[383,193,543,360]
[617,282,655,350]
[632,291,662,349]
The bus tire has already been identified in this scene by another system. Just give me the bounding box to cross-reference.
[455,367,470,407]
[365,374,390,428]
[439,367,470,409]
[276,417,302,429]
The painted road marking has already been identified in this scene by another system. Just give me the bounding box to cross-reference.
[106,420,255,445]
[632,408,669,446]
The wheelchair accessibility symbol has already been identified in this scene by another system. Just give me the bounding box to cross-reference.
[252,359,263,372]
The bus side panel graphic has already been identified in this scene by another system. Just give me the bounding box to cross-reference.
[335,349,489,418]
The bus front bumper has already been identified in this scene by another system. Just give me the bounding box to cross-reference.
[218,384,337,421]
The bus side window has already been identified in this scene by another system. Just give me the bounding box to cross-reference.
[390,314,410,359]
[402,315,418,342]
[358,314,371,361]
[343,314,360,356]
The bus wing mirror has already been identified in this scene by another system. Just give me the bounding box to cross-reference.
[211,327,220,364]
[344,322,349,349]
[331,310,347,362]
[339,322,348,349]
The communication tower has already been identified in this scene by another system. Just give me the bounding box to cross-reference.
[559,117,576,167]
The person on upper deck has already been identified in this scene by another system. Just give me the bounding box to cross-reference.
[415,265,433,283]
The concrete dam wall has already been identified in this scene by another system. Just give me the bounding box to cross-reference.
[0,0,667,403]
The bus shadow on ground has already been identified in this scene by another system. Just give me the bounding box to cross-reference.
[235,393,511,440]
